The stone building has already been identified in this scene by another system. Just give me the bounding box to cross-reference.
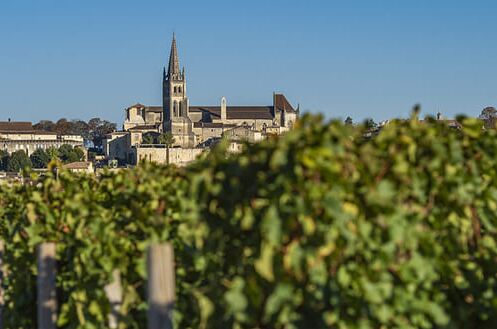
[133,146,204,167]
[105,35,299,165]
[0,121,84,156]
[63,161,94,174]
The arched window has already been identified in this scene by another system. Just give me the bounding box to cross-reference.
[174,86,177,94]
[173,101,178,116]
[179,102,183,117]
[178,86,182,93]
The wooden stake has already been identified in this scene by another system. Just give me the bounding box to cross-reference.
[104,269,123,329]
[147,243,175,329]
[37,243,57,329]
[0,240,4,329]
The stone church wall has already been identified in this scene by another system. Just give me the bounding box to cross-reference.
[133,146,204,166]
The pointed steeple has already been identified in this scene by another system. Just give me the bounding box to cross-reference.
[167,33,181,79]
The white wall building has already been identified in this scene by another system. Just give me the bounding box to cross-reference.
[0,121,84,156]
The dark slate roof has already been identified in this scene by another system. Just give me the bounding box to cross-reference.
[129,124,160,131]
[130,93,297,120]
[144,106,163,113]
[193,122,237,128]
[190,106,274,120]
[0,121,34,132]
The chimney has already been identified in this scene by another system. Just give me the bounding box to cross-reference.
[221,97,227,122]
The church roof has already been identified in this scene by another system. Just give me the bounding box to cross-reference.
[129,94,297,122]
[193,122,237,128]
[274,94,297,113]
[190,106,274,120]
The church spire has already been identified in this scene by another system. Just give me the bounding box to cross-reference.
[167,33,181,79]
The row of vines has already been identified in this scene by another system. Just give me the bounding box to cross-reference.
[1,114,497,328]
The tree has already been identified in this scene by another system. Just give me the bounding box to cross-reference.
[33,118,116,148]
[55,118,72,135]
[142,134,155,144]
[0,150,10,171]
[33,120,55,132]
[159,133,175,165]
[479,107,497,129]
[345,116,353,125]
[88,118,116,149]
[30,149,51,169]
[7,150,31,172]
[72,147,85,162]
[46,147,59,161]
[364,118,377,129]
[70,120,91,139]
[58,144,85,164]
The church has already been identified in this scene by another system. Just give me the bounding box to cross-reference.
[124,35,298,146]
[105,35,299,164]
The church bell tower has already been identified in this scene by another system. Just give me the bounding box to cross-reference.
[163,34,188,129]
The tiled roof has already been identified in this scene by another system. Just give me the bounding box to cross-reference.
[0,121,34,132]
[63,162,92,170]
[1,131,57,135]
[274,94,297,113]
[129,103,145,109]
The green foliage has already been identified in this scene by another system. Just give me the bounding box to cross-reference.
[142,134,155,144]
[159,132,175,146]
[480,107,497,129]
[33,118,117,147]
[6,150,31,172]
[47,146,59,161]
[30,148,51,169]
[364,117,377,129]
[0,149,9,171]
[2,115,497,328]
[58,144,85,164]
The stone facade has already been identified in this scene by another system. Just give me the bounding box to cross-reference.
[63,161,94,174]
[133,146,204,166]
[103,131,131,163]
[123,104,163,132]
[0,121,84,156]
[104,35,299,166]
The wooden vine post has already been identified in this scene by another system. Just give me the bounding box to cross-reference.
[37,242,57,329]
[104,269,123,329]
[147,243,175,329]
[0,240,4,329]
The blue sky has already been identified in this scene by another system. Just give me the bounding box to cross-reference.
[1,0,496,124]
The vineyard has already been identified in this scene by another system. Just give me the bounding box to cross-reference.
[2,113,497,328]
